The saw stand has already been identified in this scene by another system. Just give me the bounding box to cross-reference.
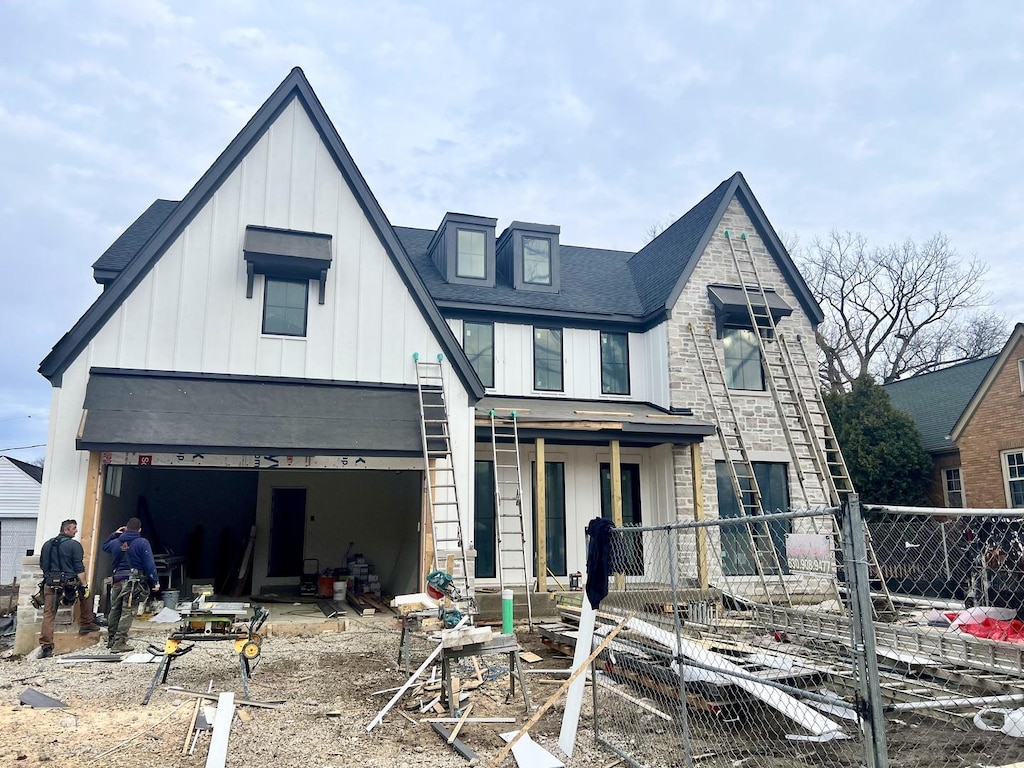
[440,633,531,716]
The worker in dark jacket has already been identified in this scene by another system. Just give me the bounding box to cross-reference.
[102,517,160,653]
[38,519,102,657]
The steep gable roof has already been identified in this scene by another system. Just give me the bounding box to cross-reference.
[950,323,1024,442]
[884,355,998,453]
[2,456,43,483]
[628,172,824,324]
[91,199,179,285]
[39,68,484,400]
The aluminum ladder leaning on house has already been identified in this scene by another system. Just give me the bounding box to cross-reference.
[723,230,895,617]
[489,409,534,630]
[688,322,792,606]
[414,353,473,604]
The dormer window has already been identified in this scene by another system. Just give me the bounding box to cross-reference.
[497,222,560,293]
[456,229,487,279]
[427,213,497,287]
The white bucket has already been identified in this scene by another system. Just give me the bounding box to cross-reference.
[333,581,347,602]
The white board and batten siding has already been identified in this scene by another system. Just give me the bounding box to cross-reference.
[447,319,669,406]
[0,457,42,584]
[38,97,473,549]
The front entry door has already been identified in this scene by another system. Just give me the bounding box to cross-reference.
[269,487,306,577]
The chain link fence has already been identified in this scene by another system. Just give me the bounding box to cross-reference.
[561,500,1024,768]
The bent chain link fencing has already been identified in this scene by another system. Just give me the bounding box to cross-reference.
[571,500,1024,768]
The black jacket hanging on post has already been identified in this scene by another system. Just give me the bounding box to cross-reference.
[585,517,616,609]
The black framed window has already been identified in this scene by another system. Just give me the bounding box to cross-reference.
[715,461,790,576]
[456,229,486,279]
[722,327,764,391]
[532,461,567,576]
[263,277,308,337]
[523,236,551,285]
[474,460,496,579]
[600,463,643,575]
[533,328,563,391]
[600,332,630,395]
[463,321,494,388]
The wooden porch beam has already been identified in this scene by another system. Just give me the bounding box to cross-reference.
[691,443,708,589]
[610,439,624,591]
[535,437,546,593]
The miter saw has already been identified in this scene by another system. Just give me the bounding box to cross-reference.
[426,569,465,628]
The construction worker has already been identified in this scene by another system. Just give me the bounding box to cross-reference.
[38,519,103,658]
[102,517,160,653]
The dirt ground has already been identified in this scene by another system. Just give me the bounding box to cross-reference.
[0,612,614,768]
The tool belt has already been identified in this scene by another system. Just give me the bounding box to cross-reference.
[112,568,141,584]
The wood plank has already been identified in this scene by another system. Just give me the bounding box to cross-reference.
[536,437,546,593]
[691,443,708,589]
[80,451,103,586]
[205,691,235,768]
[447,703,473,744]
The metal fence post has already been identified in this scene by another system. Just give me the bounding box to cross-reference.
[667,525,694,768]
[840,494,889,768]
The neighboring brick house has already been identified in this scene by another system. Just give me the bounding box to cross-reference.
[27,67,833,617]
[884,355,997,506]
[950,324,1024,508]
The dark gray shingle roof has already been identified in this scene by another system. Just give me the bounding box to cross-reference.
[4,456,43,483]
[883,355,998,453]
[91,200,179,282]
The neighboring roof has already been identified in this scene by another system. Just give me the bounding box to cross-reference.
[950,323,1024,442]
[2,456,43,483]
[475,395,715,447]
[883,354,999,453]
[39,67,484,401]
[91,199,179,285]
[77,369,423,455]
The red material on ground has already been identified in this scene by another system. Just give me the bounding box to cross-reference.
[956,617,1024,643]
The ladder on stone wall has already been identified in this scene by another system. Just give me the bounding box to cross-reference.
[723,230,895,617]
[414,353,472,602]
[489,410,534,629]
[688,321,792,606]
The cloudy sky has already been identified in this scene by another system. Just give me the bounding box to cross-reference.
[2,1,1022,461]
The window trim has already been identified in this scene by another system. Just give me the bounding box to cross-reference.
[1002,449,1024,508]
[533,327,564,392]
[600,331,630,395]
[455,227,488,280]
[463,320,495,389]
[942,467,964,508]
[262,276,309,338]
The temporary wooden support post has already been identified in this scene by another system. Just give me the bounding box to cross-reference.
[691,444,708,589]
[610,440,624,591]
[535,437,547,593]
[80,452,103,587]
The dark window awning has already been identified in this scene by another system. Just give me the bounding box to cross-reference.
[475,396,714,447]
[244,225,333,304]
[78,369,422,456]
[708,284,793,336]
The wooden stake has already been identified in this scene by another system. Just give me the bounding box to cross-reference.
[447,702,473,744]
[182,697,202,755]
[486,613,633,767]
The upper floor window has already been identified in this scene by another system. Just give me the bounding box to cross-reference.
[943,467,964,508]
[600,332,630,395]
[1003,450,1024,508]
[534,328,563,391]
[263,277,308,337]
[722,327,764,391]
[1018,359,1024,393]
[456,229,487,279]
[523,237,552,286]
[464,321,494,388]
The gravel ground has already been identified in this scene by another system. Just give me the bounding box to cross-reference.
[0,613,617,768]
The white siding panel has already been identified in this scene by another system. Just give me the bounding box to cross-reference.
[355,218,385,381]
[289,106,318,233]
[176,204,214,371]
[0,459,42,517]
[145,239,183,370]
[203,171,243,371]
[263,101,295,228]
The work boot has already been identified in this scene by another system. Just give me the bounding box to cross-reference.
[109,643,134,654]
[40,646,53,659]
[79,623,103,634]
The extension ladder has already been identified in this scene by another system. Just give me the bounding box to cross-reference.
[688,321,792,606]
[723,230,895,616]
[414,353,472,602]
[489,410,534,629]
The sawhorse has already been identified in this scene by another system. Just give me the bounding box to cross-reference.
[440,633,531,716]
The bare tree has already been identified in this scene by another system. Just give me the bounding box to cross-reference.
[796,230,1005,391]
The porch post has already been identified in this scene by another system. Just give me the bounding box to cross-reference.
[690,443,708,589]
[610,439,624,591]
[80,452,103,587]
[535,437,546,593]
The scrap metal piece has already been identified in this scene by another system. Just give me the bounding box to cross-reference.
[19,688,67,708]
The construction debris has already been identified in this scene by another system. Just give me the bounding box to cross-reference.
[19,688,66,708]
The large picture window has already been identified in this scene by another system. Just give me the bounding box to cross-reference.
[532,461,567,576]
[600,332,629,395]
[456,229,486,279]
[263,278,308,337]
[1003,451,1024,508]
[715,461,790,576]
[722,327,764,391]
[534,328,563,391]
[463,321,494,388]
[474,461,496,579]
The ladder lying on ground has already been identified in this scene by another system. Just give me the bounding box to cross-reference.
[689,321,792,606]
[414,353,472,603]
[723,230,895,617]
[489,409,533,629]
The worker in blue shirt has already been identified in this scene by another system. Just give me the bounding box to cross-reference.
[102,517,160,653]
